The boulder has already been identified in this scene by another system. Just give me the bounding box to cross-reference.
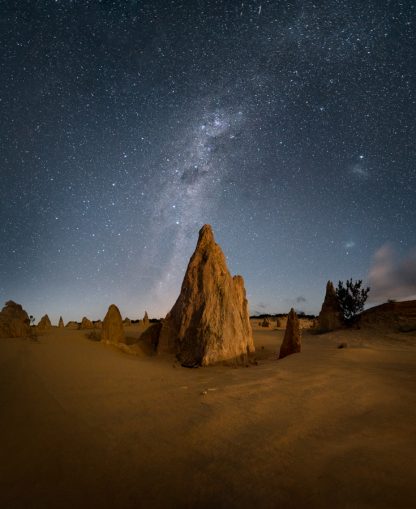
[317,281,344,331]
[101,304,125,344]
[156,224,254,366]
[58,316,64,328]
[0,300,30,338]
[279,308,301,359]
[37,314,52,330]
[80,317,94,329]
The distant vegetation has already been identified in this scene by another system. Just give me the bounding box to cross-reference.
[250,313,317,320]
[336,279,370,325]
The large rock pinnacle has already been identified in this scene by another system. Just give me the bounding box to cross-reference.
[157,224,254,366]
[317,281,344,331]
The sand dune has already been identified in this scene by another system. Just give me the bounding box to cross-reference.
[1,324,415,508]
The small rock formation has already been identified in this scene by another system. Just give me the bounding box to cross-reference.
[260,317,270,328]
[93,320,103,329]
[101,304,125,344]
[279,308,301,359]
[0,300,30,338]
[142,311,150,327]
[37,314,52,330]
[80,317,94,329]
[275,317,281,328]
[157,224,254,366]
[317,281,344,331]
[58,316,64,328]
[123,317,132,326]
[65,321,79,329]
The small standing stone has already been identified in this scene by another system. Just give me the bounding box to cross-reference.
[279,308,301,359]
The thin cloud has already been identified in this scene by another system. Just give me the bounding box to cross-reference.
[351,163,369,179]
[367,244,416,302]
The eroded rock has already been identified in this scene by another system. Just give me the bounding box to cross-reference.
[80,317,94,329]
[101,304,125,344]
[157,224,254,366]
[0,300,30,338]
[279,308,301,359]
[37,314,52,330]
[317,281,344,331]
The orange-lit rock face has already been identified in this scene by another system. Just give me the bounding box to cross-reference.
[0,300,30,338]
[279,308,301,359]
[80,317,94,329]
[37,314,52,330]
[101,304,125,344]
[158,224,254,366]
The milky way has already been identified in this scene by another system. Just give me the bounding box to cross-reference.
[143,106,245,308]
[0,1,415,321]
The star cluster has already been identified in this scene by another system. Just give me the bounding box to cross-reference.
[1,1,415,321]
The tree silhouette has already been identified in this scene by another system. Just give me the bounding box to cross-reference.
[336,279,370,325]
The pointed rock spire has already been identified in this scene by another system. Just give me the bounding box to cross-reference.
[37,314,52,330]
[143,310,149,326]
[157,224,254,366]
[58,316,64,328]
[279,308,301,359]
[317,281,343,331]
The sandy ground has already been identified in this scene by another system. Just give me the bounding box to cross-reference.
[1,323,415,509]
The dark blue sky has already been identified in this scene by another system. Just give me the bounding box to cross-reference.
[1,0,415,322]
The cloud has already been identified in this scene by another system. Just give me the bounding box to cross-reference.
[351,163,369,179]
[367,244,416,302]
[295,296,307,303]
[257,302,267,309]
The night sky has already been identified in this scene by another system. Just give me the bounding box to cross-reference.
[1,1,415,323]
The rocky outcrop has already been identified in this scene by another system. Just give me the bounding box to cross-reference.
[65,321,79,329]
[80,317,94,329]
[123,317,132,326]
[93,320,102,329]
[101,304,125,344]
[260,317,270,328]
[37,314,52,330]
[317,281,344,331]
[142,311,150,327]
[157,224,254,366]
[58,316,64,328]
[0,300,30,338]
[279,308,301,359]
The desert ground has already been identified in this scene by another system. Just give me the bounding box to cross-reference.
[1,321,415,509]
